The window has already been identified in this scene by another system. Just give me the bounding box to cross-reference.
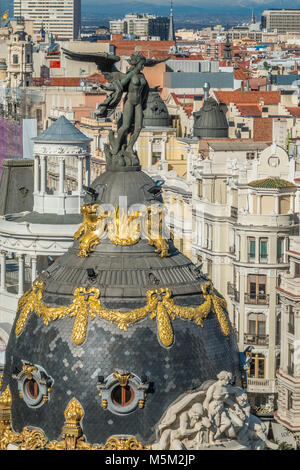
[287,390,293,410]
[152,152,161,165]
[247,313,266,344]
[247,275,267,304]
[246,152,255,160]
[14,362,53,408]
[198,180,203,198]
[248,237,256,262]
[288,343,294,376]
[277,238,284,263]
[112,385,135,407]
[248,353,265,378]
[25,378,39,400]
[97,372,149,415]
[259,238,268,262]
[288,306,295,335]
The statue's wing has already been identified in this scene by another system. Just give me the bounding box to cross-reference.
[62,48,120,72]
[103,71,127,83]
[144,57,170,67]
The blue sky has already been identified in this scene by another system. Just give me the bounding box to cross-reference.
[4,0,300,16]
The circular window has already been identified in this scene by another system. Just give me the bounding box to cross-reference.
[25,379,39,400]
[111,385,135,407]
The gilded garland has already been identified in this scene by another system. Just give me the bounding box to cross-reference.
[15,280,230,347]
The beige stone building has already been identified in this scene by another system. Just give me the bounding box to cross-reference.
[275,234,300,446]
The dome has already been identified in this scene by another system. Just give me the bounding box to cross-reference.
[193,97,229,139]
[1,166,241,449]
[143,90,170,128]
[32,116,92,145]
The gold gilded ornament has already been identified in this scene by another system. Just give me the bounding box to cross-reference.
[15,280,230,347]
[113,371,132,387]
[106,207,141,246]
[22,363,38,380]
[74,203,170,257]
[102,436,151,450]
[74,204,107,257]
[0,389,150,450]
[0,386,11,408]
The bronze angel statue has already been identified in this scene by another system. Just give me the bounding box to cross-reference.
[62,48,168,167]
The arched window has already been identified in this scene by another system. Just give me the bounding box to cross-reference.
[111,385,135,407]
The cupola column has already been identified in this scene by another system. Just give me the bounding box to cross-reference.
[34,156,39,193]
[0,251,6,291]
[78,156,83,193]
[59,158,65,194]
[40,155,47,194]
[31,256,37,283]
[85,155,91,188]
[17,254,24,296]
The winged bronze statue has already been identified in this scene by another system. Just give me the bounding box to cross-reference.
[62,48,168,168]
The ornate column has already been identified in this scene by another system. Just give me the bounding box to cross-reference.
[59,158,65,194]
[34,156,39,193]
[77,157,83,194]
[0,251,6,291]
[257,194,261,215]
[31,256,37,283]
[17,254,24,296]
[40,155,47,194]
[85,156,91,188]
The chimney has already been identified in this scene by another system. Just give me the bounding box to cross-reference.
[203,82,210,101]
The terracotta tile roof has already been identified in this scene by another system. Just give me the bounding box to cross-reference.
[253,118,273,142]
[287,107,300,118]
[236,104,261,116]
[249,77,267,90]
[33,77,81,87]
[170,93,203,107]
[215,90,281,105]
[234,68,248,81]
[183,104,194,117]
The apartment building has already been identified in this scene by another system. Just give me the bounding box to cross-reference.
[261,9,300,34]
[275,234,300,446]
[109,14,170,40]
[14,0,81,40]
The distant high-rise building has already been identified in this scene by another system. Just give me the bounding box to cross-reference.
[261,9,300,34]
[109,13,170,40]
[13,0,81,40]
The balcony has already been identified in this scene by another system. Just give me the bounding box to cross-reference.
[244,333,269,346]
[244,293,269,305]
[247,377,276,394]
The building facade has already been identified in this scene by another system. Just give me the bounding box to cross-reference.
[261,9,300,34]
[275,234,300,446]
[14,0,81,40]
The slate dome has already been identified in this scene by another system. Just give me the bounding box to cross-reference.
[193,96,229,139]
[1,167,241,448]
